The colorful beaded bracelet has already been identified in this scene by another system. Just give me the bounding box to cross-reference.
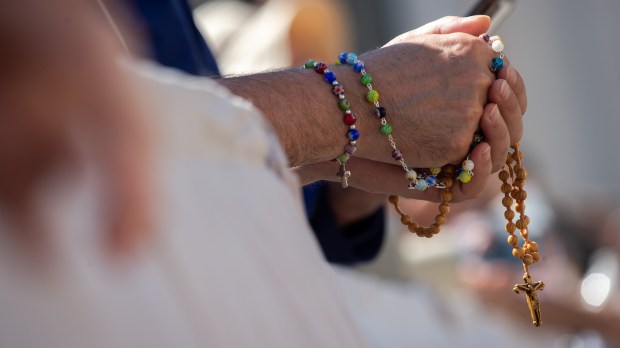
[304,59,358,188]
[339,52,476,190]
[338,52,421,189]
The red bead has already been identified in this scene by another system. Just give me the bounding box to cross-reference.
[314,63,327,73]
[344,113,356,125]
[333,84,344,95]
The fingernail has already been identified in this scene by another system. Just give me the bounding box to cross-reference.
[506,66,517,85]
[488,104,500,124]
[465,15,491,21]
[499,80,510,99]
[481,143,491,160]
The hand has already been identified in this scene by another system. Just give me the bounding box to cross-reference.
[298,16,527,201]
[347,18,497,167]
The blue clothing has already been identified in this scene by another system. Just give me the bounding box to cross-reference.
[129,0,384,264]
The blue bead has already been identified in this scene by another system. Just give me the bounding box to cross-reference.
[346,53,358,65]
[347,129,360,141]
[426,175,438,187]
[353,60,365,73]
[415,180,428,191]
[491,57,504,72]
[456,168,463,175]
[338,52,348,64]
[324,71,337,83]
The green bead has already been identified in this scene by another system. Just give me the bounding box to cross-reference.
[360,74,373,85]
[304,60,316,69]
[339,98,351,110]
[367,90,379,102]
[337,152,350,164]
[459,171,472,183]
[380,123,392,135]
[430,167,442,175]
[335,60,341,65]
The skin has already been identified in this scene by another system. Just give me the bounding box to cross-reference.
[0,3,527,251]
[222,16,527,225]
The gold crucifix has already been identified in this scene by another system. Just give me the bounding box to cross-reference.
[513,269,544,327]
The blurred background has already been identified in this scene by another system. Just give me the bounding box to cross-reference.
[189,0,620,346]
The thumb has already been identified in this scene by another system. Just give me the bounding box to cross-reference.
[384,15,491,47]
[413,15,491,35]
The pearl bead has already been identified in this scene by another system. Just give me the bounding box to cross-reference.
[406,169,417,182]
[462,159,475,171]
[491,40,504,53]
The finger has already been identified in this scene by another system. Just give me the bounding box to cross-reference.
[488,79,523,145]
[413,15,491,35]
[454,142,492,200]
[496,57,527,114]
[479,102,510,173]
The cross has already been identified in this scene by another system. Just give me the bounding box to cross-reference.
[337,165,351,188]
[513,272,544,327]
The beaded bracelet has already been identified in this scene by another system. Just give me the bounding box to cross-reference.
[304,59,359,188]
[340,52,466,237]
[339,52,440,190]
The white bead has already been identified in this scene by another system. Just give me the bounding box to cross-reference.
[491,40,504,53]
[462,159,475,171]
[406,169,417,182]
[350,125,356,129]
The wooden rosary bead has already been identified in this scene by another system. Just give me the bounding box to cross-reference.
[531,252,541,262]
[525,241,538,252]
[518,191,527,201]
[429,225,440,235]
[507,234,519,246]
[523,254,534,265]
[512,247,525,259]
[501,183,513,194]
[439,203,450,214]
[502,196,514,207]
[504,210,515,220]
[407,222,419,232]
[389,195,399,204]
[520,229,529,239]
[499,170,510,181]
[515,203,525,214]
[441,190,453,202]
[506,222,517,234]
[516,218,528,230]
[516,169,527,180]
[443,177,454,188]
[435,214,447,226]
[401,215,412,224]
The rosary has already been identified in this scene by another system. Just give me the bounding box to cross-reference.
[307,33,543,327]
[388,35,545,327]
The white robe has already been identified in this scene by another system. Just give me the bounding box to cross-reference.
[0,62,369,348]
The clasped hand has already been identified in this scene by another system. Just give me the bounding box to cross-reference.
[297,15,527,203]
